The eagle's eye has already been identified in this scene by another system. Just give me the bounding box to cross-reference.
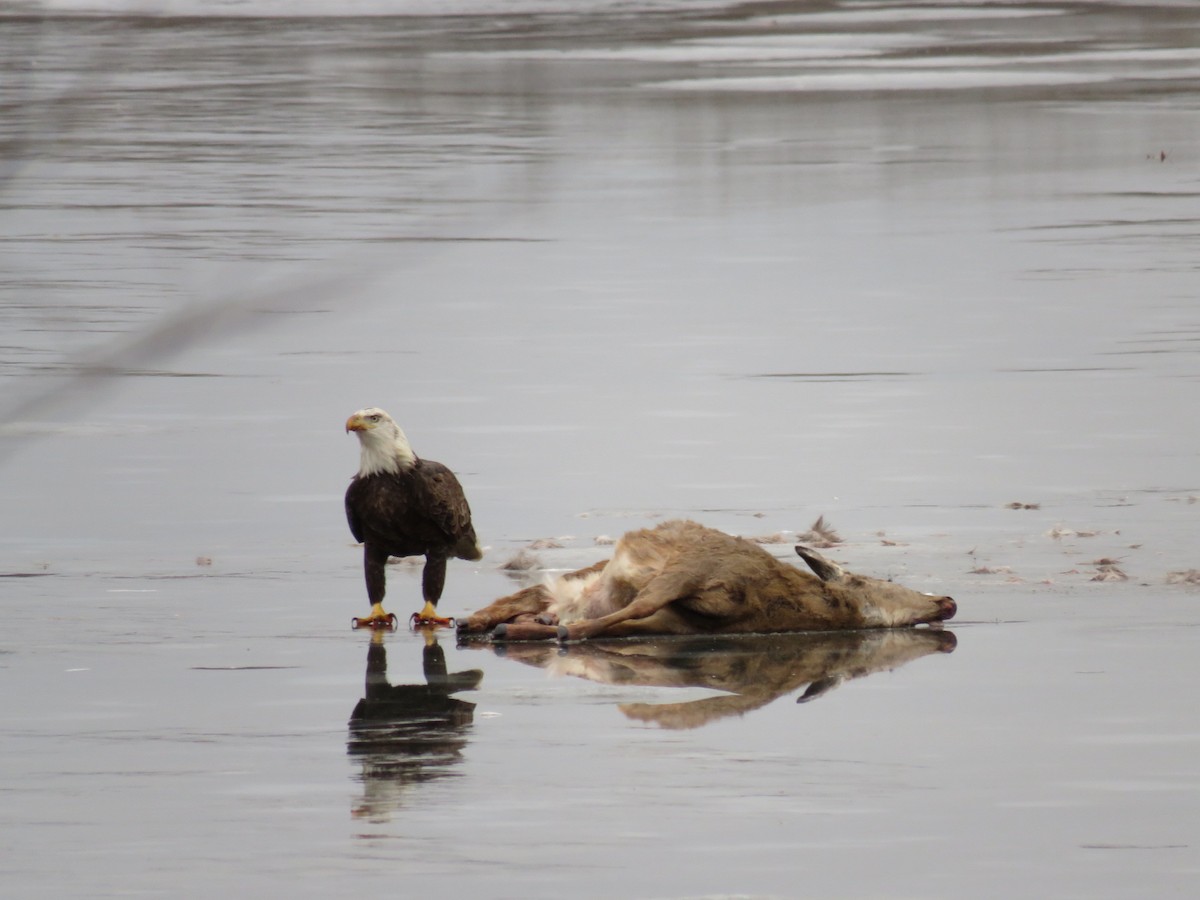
[369,414,381,422]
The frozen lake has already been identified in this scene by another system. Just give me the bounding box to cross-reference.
[2,1,1199,896]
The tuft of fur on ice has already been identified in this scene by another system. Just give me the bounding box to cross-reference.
[797,515,841,546]
[501,550,540,572]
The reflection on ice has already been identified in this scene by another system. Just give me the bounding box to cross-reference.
[658,70,1119,93]
[32,0,732,14]
[347,632,482,823]
[4,2,1200,894]
[471,629,956,729]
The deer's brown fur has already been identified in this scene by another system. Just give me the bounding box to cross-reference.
[458,520,955,641]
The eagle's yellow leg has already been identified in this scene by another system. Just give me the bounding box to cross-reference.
[351,602,397,630]
[410,600,455,629]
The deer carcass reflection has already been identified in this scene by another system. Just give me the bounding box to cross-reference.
[469,628,955,729]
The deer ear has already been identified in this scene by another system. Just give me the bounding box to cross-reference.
[795,545,845,582]
[796,674,845,703]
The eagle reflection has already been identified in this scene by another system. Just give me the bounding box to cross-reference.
[348,631,482,821]
[471,628,955,730]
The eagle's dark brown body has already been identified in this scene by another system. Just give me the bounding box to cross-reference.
[346,460,481,610]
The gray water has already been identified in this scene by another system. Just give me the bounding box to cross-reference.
[2,2,1199,897]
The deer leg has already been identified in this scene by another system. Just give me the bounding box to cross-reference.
[456,584,552,634]
[456,560,609,635]
[563,568,698,641]
[490,621,567,641]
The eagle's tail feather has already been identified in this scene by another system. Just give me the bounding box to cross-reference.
[456,533,483,561]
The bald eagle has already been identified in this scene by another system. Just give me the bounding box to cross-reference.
[345,408,482,628]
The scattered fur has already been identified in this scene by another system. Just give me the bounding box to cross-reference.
[796,515,842,547]
[501,550,541,572]
[1091,565,1129,582]
[750,531,793,545]
[1048,526,1105,539]
[387,556,423,568]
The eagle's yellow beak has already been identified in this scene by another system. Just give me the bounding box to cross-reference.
[346,414,367,433]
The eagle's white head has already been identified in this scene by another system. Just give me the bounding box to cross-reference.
[345,407,416,476]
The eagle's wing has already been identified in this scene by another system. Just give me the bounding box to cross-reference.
[414,459,474,542]
[345,478,366,543]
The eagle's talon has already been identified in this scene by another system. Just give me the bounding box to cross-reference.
[351,613,398,631]
[409,612,455,629]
